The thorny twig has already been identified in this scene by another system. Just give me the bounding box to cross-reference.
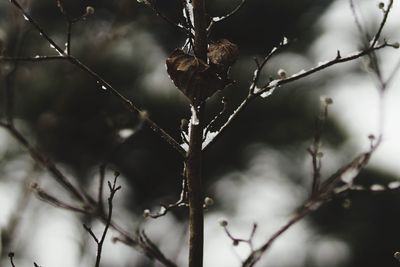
[83,172,121,267]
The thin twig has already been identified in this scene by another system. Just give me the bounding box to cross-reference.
[8,252,16,267]
[242,207,311,267]
[7,0,186,157]
[66,21,72,55]
[307,98,332,197]
[203,41,395,152]
[142,0,191,36]
[207,0,247,33]
[32,184,88,213]
[144,174,188,219]
[137,231,179,267]
[98,163,107,215]
[0,123,88,203]
[1,56,69,62]
[370,0,394,48]
[203,97,228,141]
[349,0,370,43]
[222,222,257,250]
[84,173,121,267]
[10,0,65,56]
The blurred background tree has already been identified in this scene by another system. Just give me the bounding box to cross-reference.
[0,0,400,266]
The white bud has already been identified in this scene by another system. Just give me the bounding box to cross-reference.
[139,110,149,120]
[143,209,151,218]
[277,68,287,79]
[204,197,214,206]
[85,6,95,15]
[394,251,400,261]
[320,96,333,105]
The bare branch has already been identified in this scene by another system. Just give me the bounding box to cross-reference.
[144,175,188,219]
[349,0,370,42]
[98,163,107,215]
[32,184,88,213]
[1,56,69,62]
[9,0,65,56]
[137,231,178,267]
[6,0,186,158]
[203,97,228,142]
[370,0,394,48]
[84,173,121,267]
[0,123,88,203]
[221,221,257,251]
[242,207,311,267]
[8,252,16,267]
[307,97,333,197]
[139,0,191,36]
[207,0,247,32]
[242,133,382,267]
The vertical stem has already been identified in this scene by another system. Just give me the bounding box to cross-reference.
[192,0,208,60]
[186,104,204,267]
[186,1,208,267]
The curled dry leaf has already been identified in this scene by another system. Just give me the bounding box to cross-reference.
[166,49,227,103]
[207,39,239,67]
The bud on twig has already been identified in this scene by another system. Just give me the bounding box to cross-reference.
[218,218,228,227]
[85,6,95,16]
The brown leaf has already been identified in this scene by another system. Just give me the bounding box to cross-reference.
[166,49,226,102]
[208,39,239,67]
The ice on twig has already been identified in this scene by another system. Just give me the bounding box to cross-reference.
[202,130,218,149]
[190,105,199,125]
[370,184,385,191]
[117,129,135,139]
[260,87,276,98]
[388,181,400,189]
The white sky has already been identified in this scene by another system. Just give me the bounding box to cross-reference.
[312,0,400,176]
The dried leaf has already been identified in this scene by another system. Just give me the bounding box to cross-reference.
[166,49,226,102]
[208,39,239,67]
